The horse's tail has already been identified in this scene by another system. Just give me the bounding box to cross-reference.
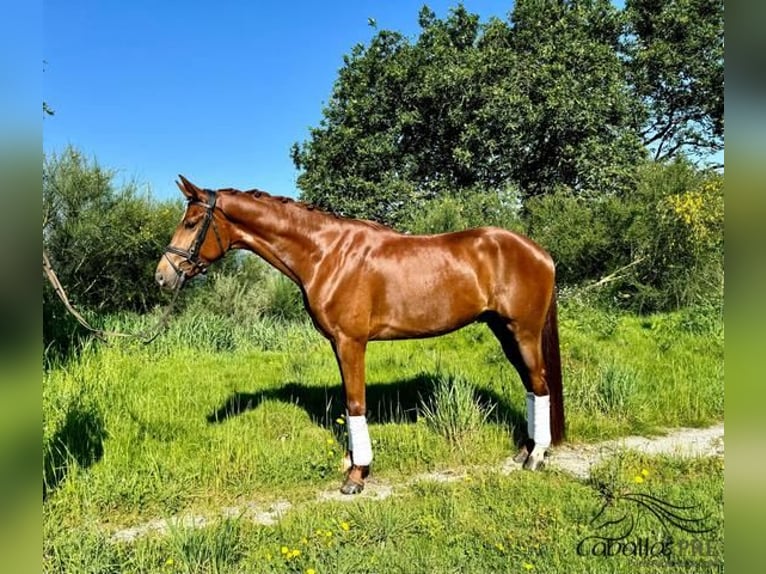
[543,289,565,445]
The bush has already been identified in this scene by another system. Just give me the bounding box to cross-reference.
[261,273,306,322]
[183,254,306,324]
[43,146,183,358]
[616,159,724,312]
[407,185,523,234]
[181,254,267,324]
[524,187,626,285]
[524,159,723,313]
[44,147,183,313]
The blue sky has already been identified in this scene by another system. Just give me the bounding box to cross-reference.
[44,1,518,201]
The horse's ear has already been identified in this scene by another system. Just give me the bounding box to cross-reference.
[176,175,203,201]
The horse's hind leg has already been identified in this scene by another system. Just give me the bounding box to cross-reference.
[487,318,532,457]
[488,316,549,470]
[515,330,551,470]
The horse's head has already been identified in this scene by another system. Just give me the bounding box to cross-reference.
[155,175,230,291]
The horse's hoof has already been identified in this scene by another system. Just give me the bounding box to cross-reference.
[340,477,365,495]
[513,445,530,464]
[522,447,548,471]
[523,456,545,471]
[513,439,535,464]
[339,464,369,495]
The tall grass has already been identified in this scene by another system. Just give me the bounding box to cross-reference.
[43,301,723,572]
[418,372,496,448]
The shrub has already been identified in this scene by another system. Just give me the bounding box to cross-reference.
[616,160,724,312]
[43,146,182,357]
[182,254,268,324]
[262,273,306,322]
[184,254,306,324]
[525,159,723,313]
[524,187,624,285]
[43,147,182,313]
[408,186,523,234]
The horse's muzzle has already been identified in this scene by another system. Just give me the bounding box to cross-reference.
[155,267,184,292]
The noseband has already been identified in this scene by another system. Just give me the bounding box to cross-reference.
[163,190,226,281]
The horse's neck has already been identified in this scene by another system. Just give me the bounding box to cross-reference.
[223,194,328,286]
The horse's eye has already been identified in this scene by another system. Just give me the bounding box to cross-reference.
[184,219,197,229]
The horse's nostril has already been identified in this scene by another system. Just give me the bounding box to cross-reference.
[155,271,165,286]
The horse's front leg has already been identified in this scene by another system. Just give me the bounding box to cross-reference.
[332,336,371,494]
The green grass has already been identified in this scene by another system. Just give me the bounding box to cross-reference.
[43,303,723,572]
[44,458,723,573]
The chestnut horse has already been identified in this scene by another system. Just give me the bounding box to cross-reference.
[155,176,564,494]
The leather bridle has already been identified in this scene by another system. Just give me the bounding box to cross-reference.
[163,189,226,283]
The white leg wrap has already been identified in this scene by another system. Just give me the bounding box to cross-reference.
[346,410,354,452]
[526,392,535,440]
[532,394,551,449]
[347,415,373,466]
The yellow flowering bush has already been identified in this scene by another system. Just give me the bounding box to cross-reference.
[665,176,724,249]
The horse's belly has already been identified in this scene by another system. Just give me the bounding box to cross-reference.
[369,272,486,340]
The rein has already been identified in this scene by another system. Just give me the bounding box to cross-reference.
[43,189,226,344]
[43,251,182,344]
[43,188,226,344]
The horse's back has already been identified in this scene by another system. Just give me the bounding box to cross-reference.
[372,226,552,277]
[351,226,554,339]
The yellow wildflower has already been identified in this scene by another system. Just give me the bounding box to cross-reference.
[335,417,345,425]
[307,569,317,574]
[523,563,534,570]
[634,475,645,484]
[641,468,650,477]
[340,521,351,531]
[280,546,289,555]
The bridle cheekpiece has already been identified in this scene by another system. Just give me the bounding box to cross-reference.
[163,189,225,282]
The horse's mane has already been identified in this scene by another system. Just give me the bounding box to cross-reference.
[229,187,391,231]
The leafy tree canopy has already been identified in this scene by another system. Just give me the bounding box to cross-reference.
[292,1,722,226]
[624,0,724,162]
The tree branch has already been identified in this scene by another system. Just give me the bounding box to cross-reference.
[582,256,647,291]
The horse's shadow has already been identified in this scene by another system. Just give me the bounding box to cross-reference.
[206,373,527,444]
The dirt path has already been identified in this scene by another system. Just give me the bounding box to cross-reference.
[546,423,724,479]
[111,423,724,542]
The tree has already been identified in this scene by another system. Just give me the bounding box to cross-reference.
[291,26,419,225]
[291,7,490,226]
[505,0,645,197]
[292,2,646,225]
[624,0,724,162]
[44,146,182,315]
